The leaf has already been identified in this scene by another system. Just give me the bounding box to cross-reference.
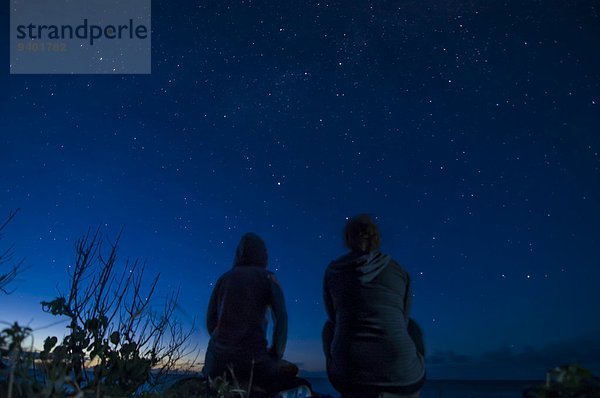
[110,331,120,345]
[85,317,100,332]
[43,336,58,352]
[41,297,70,316]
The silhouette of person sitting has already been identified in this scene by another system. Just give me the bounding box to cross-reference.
[323,215,426,398]
[203,232,299,394]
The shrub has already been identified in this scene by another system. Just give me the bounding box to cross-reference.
[1,228,196,397]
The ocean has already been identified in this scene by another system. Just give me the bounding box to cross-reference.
[306,378,542,398]
[0,368,541,397]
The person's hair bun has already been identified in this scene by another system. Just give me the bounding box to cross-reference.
[344,214,381,252]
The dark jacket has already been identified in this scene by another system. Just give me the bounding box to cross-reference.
[323,250,425,389]
[206,233,287,360]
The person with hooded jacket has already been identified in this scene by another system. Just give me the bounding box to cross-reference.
[203,232,298,393]
[323,215,426,398]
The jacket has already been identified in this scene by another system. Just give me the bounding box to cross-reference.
[323,250,425,388]
[206,233,287,359]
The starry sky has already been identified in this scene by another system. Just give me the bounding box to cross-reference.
[1,0,600,379]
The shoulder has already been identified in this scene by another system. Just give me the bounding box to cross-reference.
[324,257,341,279]
[385,257,410,279]
[210,272,228,294]
[265,269,277,280]
[332,252,354,264]
[217,269,234,282]
[214,270,230,282]
[250,269,280,288]
[266,271,283,289]
[387,257,403,269]
[326,253,353,272]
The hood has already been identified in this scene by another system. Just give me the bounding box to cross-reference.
[330,251,391,284]
[233,232,268,268]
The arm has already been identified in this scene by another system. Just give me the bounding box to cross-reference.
[322,270,335,361]
[401,265,426,355]
[323,270,335,324]
[403,269,412,322]
[268,274,288,359]
[206,279,220,336]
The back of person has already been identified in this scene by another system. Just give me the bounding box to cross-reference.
[208,265,274,355]
[203,233,299,394]
[323,215,426,398]
[324,252,424,387]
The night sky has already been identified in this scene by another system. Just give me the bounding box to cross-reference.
[2,0,600,379]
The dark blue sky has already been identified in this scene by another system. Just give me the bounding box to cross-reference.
[1,0,599,378]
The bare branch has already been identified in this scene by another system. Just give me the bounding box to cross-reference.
[37,226,195,395]
[0,209,24,295]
